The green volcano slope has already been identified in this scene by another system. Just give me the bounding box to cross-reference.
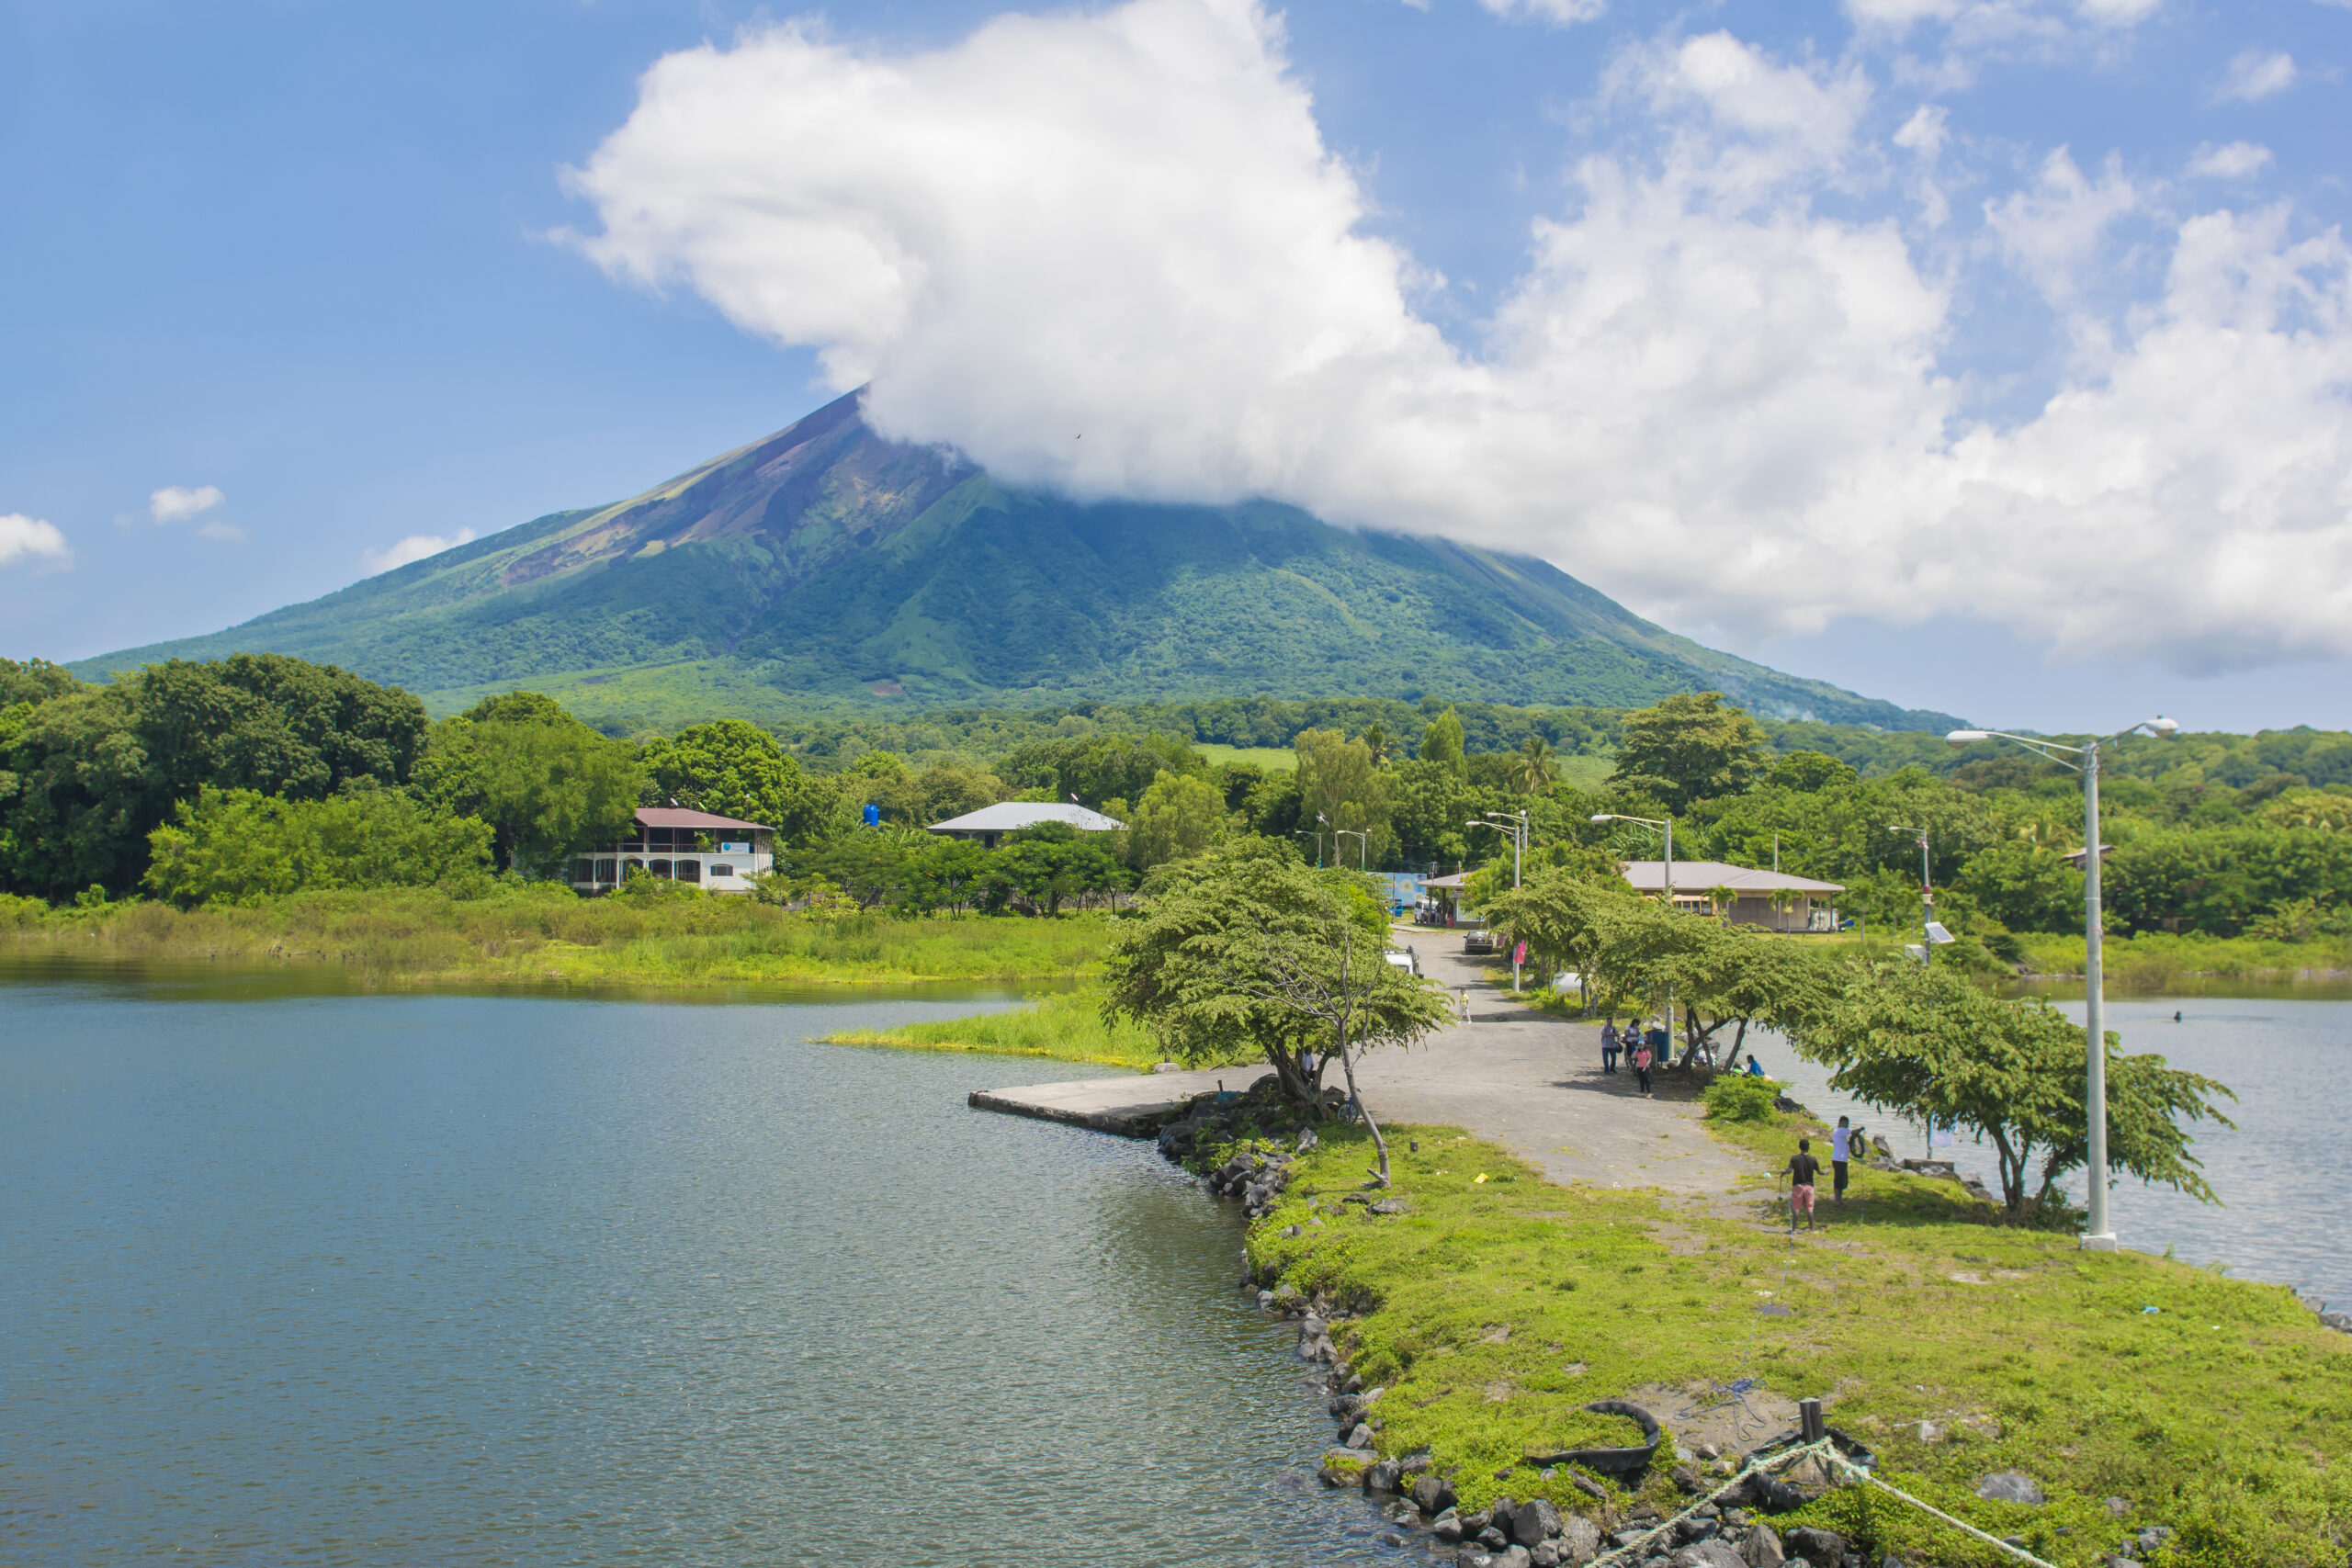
[77,390,1955,730]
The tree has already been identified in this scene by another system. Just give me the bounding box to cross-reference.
[640,718,843,846]
[991,822,1130,914]
[1125,773,1228,871]
[1419,708,1467,776]
[1295,728,1389,865]
[143,784,494,907]
[1764,750,1859,793]
[1608,693,1768,808]
[1361,723,1391,765]
[1511,736,1559,795]
[1802,960,2234,1217]
[0,655,430,900]
[1102,839,1449,1181]
[1952,840,2084,933]
[411,698,643,874]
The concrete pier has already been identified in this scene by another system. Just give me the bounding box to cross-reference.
[967,1066,1273,1136]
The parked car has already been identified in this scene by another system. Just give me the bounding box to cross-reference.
[1385,946,1420,976]
[1462,931,1498,956]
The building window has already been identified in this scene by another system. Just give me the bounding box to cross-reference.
[709,863,734,878]
[595,859,617,885]
[650,860,673,878]
[675,860,701,883]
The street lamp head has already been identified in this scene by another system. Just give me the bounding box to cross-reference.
[1945,729,1990,746]
[1589,814,1614,824]
[2148,716,2178,738]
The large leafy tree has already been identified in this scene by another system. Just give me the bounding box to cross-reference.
[1418,707,1467,776]
[1102,839,1450,1180]
[1607,692,1768,808]
[1121,772,1228,871]
[411,694,643,874]
[1802,960,2234,1217]
[1,655,429,899]
[1295,728,1391,865]
[990,822,1130,915]
[640,718,842,846]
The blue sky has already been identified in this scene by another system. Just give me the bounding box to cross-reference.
[4,0,2348,731]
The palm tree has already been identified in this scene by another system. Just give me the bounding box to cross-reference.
[1362,723,1390,765]
[1708,884,1738,922]
[1769,886,1800,931]
[1512,736,1558,794]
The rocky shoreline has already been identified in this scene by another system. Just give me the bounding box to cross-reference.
[1136,1068,2352,1567]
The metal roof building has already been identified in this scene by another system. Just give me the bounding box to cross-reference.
[1617,860,1844,929]
[927,802,1125,849]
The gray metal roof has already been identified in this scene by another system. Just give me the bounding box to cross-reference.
[1618,860,1844,895]
[927,802,1125,834]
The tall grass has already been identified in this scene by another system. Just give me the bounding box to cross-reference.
[0,887,1113,989]
[827,987,1210,1068]
[2017,929,2352,988]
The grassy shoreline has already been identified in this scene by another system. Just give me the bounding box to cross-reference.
[2016,930,2352,988]
[0,889,1114,991]
[1231,1104,2352,1567]
[829,987,1174,1067]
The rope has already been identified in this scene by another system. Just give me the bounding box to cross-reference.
[1824,1453,2062,1568]
[1584,1438,1833,1567]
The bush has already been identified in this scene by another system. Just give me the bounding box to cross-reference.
[143,785,495,908]
[1702,1073,1782,1123]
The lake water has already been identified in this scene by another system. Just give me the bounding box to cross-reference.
[1744,997,2352,1308]
[0,978,1409,1566]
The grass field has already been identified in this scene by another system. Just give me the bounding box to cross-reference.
[0,888,1114,990]
[1194,743,1300,772]
[825,986,1229,1067]
[2017,930,2352,988]
[1245,1103,2352,1567]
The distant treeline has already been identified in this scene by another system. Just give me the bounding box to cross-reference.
[6,656,2347,944]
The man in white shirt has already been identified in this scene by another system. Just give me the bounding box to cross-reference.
[1831,1116,1852,1203]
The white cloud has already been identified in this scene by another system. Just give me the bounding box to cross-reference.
[1477,0,1606,26]
[0,513,72,570]
[569,1,2352,673]
[149,484,224,524]
[1983,146,2141,301]
[2188,141,2273,179]
[360,529,476,576]
[196,520,246,543]
[2214,49,2296,102]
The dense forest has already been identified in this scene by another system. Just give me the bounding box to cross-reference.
[4,656,2346,946]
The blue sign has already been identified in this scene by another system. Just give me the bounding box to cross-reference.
[862,803,880,827]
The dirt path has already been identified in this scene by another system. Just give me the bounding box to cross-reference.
[1351,930,1777,1210]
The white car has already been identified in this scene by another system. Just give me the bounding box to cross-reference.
[1385,948,1419,976]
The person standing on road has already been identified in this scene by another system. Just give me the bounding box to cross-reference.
[1632,1039,1654,1097]
[1600,1020,1620,1075]
[1786,1137,1822,1233]
[1830,1116,1853,1204]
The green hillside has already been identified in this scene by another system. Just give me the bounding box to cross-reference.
[75,390,1959,731]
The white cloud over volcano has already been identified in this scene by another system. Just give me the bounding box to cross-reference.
[566,0,2352,673]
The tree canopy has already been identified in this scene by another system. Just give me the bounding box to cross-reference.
[640,718,842,846]
[1608,692,1770,809]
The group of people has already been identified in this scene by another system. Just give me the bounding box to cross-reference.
[1596,1017,1673,1096]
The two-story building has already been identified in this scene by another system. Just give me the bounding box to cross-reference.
[571,807,775,896]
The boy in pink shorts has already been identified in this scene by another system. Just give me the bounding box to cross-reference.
[1786,1137,1822,1233]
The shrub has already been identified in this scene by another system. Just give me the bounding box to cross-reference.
[1702,1073,1782,1123]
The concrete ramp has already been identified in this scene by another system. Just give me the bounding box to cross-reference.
[968,1067,1273,1136]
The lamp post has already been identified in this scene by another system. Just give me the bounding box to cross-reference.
[1592,811,1676,1055]
[1466,811,1529,987]
[1945,717,2177,1251]
[1295,828,1323,868]
[1332,828,1370,871]
[1888,823,1935,965]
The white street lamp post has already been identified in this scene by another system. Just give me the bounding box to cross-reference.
[1946,717,2177,1250]
[1466,811,1529,987]
[1332,828,1370,870]
[1888,824,1935,965]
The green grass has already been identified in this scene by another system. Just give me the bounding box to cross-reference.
[1193,742,1300,773]
[827,986,1193,1067]
[2016,930,2352,990]
[1250,1114,2352,1567]
[0,887,1114,990]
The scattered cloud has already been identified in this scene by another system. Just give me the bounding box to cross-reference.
[2188,141,2273,179]
[196,520,246,543]
[2214,49,2296,102]
[569,0,2352,673]
[360,529,476,576]
[149,484,224,524]
[0,513,72,570]
[1476,0,1606,26]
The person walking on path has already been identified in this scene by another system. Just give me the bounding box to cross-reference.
[1600,1020,1620,1075]
[1831,1116,1853,1204]
[1786,1137,1822,1233]
[1632,1038,1654,1098]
